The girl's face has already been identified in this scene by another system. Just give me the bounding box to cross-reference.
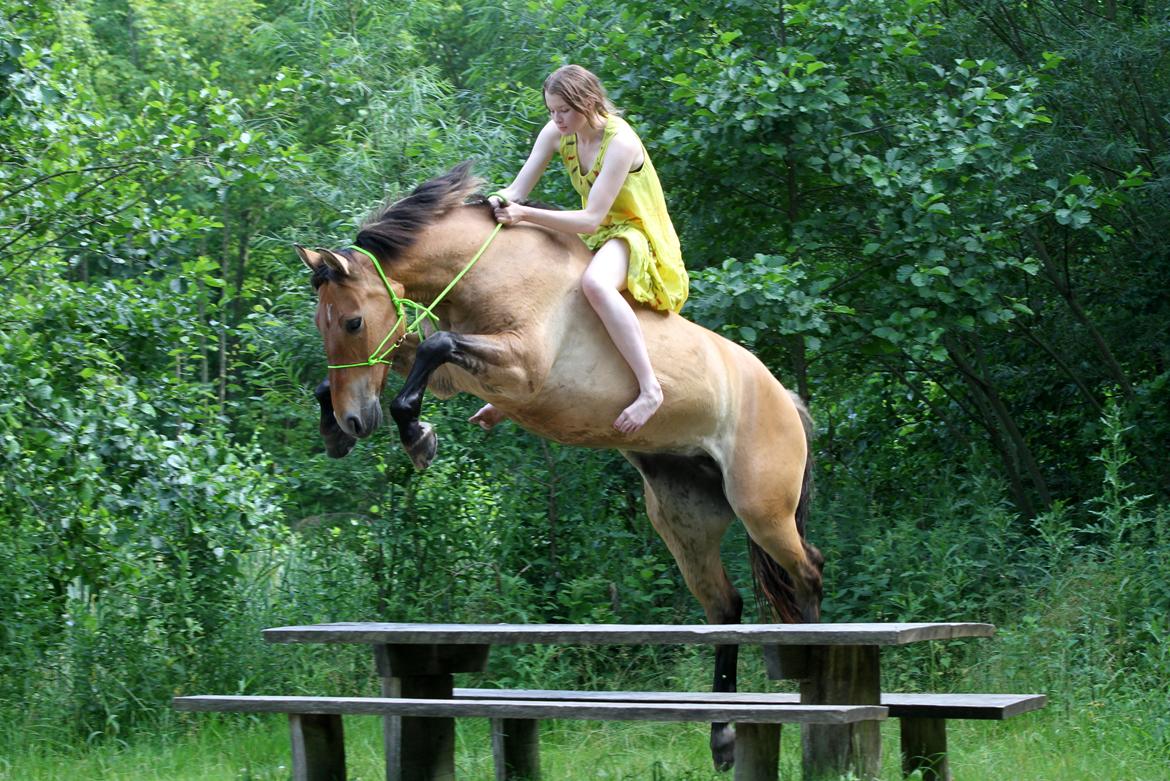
[545,91,591,136]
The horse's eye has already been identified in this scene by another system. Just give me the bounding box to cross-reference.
[345,317,363,334]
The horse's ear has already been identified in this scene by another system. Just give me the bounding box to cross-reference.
[319,249,352,277]
[296,244,324,271]
[295,245,352,276]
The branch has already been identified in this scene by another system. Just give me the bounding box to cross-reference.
[0,160,151,206]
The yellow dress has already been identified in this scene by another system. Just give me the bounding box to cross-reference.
[559,114,689,313]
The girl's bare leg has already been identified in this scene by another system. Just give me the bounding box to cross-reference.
[581,238,663,433]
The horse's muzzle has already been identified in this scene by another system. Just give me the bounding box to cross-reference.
[341,401,383,439]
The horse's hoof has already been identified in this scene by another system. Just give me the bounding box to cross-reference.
[406,422,438,470]
[316,380,356,458]
[711,724,735,771]
[324,431,357,459]
[321,414,357,458]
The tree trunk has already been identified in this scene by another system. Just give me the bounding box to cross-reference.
[1013,320,1105,414]
[1030,232,1134,398]
[944,336,1050,515]
[218,209,230,409]
[231,209,252,329]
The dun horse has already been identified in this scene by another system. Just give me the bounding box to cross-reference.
[298,163,823,770]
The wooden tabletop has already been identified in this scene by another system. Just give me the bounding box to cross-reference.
[263,622,994,646]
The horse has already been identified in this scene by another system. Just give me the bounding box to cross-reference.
[297,162,823,770]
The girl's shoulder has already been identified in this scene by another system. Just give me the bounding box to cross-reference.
[606,114,644,152]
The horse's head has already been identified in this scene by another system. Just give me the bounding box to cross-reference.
[297,245,404,441]
[298,162,487,457]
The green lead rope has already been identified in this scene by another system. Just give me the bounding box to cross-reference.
[327,222,504,370]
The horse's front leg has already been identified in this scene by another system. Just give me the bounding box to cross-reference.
[315,379,357,458]
[389,330,533,469]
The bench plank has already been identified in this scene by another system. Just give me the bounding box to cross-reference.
[453,689,1047,720]
[172,695,886,725]
[263,622,994,646]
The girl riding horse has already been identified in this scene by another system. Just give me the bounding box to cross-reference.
[471,64,688,434]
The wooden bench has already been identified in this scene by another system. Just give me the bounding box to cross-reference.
[453,688,1047,781]
[173,694,887,781]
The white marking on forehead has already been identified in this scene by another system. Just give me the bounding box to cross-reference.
[326,303,334,326]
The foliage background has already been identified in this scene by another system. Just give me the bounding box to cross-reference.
[1,0,1167,774]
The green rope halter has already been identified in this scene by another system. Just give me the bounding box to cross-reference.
[327,222,503,370]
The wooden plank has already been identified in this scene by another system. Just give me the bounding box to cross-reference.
[262,622,994,646]
[900,717,951,781]
[882,692,1047,720]
[801,645,882,781]
[733,723,780,781]
[453,689,1046,720]
[289,713,345,781]
[171,695,886,725]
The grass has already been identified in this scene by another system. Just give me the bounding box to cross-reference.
[3,698,1166,781]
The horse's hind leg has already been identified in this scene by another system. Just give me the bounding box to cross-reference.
[721,389,823,623]
[625,452,742,771]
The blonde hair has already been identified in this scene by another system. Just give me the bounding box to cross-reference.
[543,65,618,120]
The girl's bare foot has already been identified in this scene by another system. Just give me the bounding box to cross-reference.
[469,403,507,431]
[614,384,663,433]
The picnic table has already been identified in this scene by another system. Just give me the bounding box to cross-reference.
[249,621,997,780]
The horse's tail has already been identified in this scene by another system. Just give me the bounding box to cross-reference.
[749,390,824,623]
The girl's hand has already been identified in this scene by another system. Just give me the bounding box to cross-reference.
[493,201,524,226]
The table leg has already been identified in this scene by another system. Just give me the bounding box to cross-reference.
[900,717,951,781]
[491,718,540,780]
[289,713,346,781]
[733,723,780,781]
[375,643,490,781]
[799,645,881,781]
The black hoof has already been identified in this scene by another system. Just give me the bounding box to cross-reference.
[406,421,438,470]
[316,380,356,458]
[323,426,357,459]
[711,723,735,771]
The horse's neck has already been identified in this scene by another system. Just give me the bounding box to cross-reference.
[413,214,585,326]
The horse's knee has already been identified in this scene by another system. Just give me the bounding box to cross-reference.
[415,331,457,365]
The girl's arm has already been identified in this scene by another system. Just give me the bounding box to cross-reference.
[498,132,640,235]
[494,121,561,204]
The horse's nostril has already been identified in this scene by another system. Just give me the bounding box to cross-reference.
[347,415,364,437]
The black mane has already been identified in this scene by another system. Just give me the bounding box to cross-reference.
[352,161,484,264]
[309,162,563,289]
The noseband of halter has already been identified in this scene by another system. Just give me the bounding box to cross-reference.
[326,223,503,370]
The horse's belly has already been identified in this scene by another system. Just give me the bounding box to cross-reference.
[498,318,728,450]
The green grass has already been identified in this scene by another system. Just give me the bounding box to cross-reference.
[3,701,1166,781]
